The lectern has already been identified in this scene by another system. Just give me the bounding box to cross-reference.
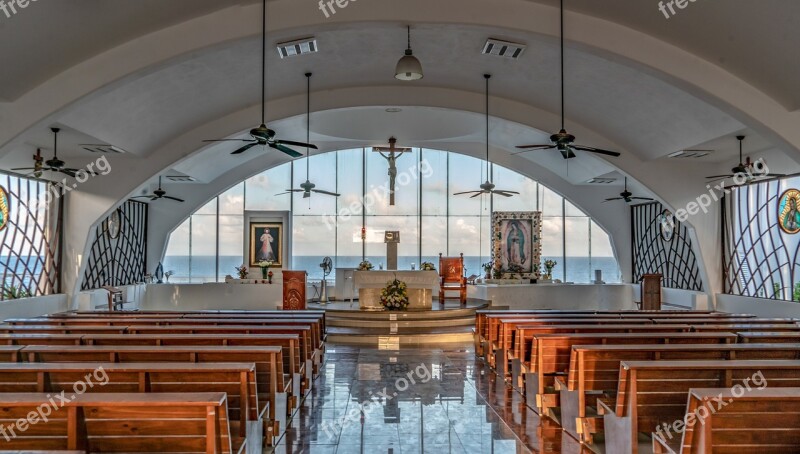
[385,231,400,270]
[640,274,662,311]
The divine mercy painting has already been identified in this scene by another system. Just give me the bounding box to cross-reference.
[249,222,283,267]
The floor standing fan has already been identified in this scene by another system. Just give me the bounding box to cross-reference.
[319,257,333,304]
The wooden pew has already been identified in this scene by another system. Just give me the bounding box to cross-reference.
[0,326,127,335]
[123,325,314,385]
[739,331,800,343]
[655,387,800,454]
[0,334,83,346]
[82,333,307,406]
[562,342,800,445]
[0,392,239,453]
[600,360,800,454]
[508,323,693,380]
[691,323,800,333]
[0,362,262,452]
[19,345,287,444]
[522,331,738,416]
[0,346,24,362]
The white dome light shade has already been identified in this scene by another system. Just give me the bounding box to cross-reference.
[395,26,423,81]
[395,51,424,80]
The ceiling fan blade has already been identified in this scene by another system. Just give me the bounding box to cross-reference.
[313,189,341,197]
[706,175,734,179]
[453,190,481,196]
[163,196,185,202]
[275,190,303,196]
[11,167,37,171]
[631,197,655,201]
[277,140,318,150]
[493,191,515,198]
[231,142,260,155]
[203,139,254,143]
[59,169,78,178]
[131,195,152,199]
[270,143,304,158]
[605,197,624,202]
[516,144,554,149]
[572,145,621,157]
[470,192,486,199]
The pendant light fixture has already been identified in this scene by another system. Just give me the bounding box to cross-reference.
[395,25,423,81]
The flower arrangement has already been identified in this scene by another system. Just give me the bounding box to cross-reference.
[543,259,557,279]
[234,264,249,280]
[257,260,273,279]
[420,262,436,271]
[164,270,175,283]
[380,278,409,311]
[357,260,374,271]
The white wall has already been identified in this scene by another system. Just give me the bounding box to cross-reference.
[716,294,800,318]
[0,295,68,320]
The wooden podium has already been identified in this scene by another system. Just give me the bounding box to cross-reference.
[282,271,307,310]
[640,274,662,311]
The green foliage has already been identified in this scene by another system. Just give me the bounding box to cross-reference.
[794,283,800,302]
[774,283,781,299]
[1,284,31,300]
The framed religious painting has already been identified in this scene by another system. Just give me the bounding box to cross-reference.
[778,189,800,234]
[492,212,542,279]
[249,222,283,267]
[0,185,8,232]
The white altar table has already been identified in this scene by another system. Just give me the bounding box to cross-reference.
[354,271,439,311]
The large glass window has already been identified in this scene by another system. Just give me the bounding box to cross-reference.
[164,149,621,282]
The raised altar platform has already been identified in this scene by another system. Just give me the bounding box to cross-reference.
[354,270,439,311]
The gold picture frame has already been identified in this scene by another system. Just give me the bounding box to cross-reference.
[249,222,283,267]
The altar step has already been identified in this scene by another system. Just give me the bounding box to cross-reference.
[317,299,488,345]
[325,326,474,345]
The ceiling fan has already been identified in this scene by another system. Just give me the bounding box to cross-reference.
[202,0,316,158]
[276,73,339,199]
[12,128,82,178]
[705,135,783,184]
[515,0,621,160]
[454,74,519,199]
[603,177,654,204]
[132,176,184,203]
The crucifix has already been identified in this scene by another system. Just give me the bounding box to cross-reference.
[373,137,411,206]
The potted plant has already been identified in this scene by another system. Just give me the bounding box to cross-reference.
[1,284,30,300]
[482,262,493,280]
[268,270,274,284]
[234,264,248,280]
[380,278,409,311]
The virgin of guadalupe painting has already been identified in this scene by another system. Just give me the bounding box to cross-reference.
[249,222,283,267]
[492,212,542,279]
[778,189,800,234]
[0,186,8,232]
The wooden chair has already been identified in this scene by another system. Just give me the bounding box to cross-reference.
[438,253,466,305]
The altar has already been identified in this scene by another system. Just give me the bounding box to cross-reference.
[354,271,439,311]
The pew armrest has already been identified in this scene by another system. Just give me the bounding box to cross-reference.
[596,398,614,416]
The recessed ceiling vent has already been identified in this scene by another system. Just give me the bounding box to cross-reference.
[165,175,196,183]
[668,150,713,159]
[79,144,126,154]
[586,178,617,184]
[482,38,526,59]
[277,37,318,58]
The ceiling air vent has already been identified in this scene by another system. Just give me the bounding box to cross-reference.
[276,37,318,59]
[586,178,617,185]
[165,175,196,183]
[79,144,126,154]
[668,150,713,159]
[482,38,526,59]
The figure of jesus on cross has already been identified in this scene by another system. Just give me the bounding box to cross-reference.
[373,137,411,206]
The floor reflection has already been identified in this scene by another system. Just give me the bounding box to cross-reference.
[269,344,580,454]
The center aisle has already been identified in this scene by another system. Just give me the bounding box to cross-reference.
[269,344,587,454]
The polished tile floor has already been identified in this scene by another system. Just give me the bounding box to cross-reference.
[270,344,588,454]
